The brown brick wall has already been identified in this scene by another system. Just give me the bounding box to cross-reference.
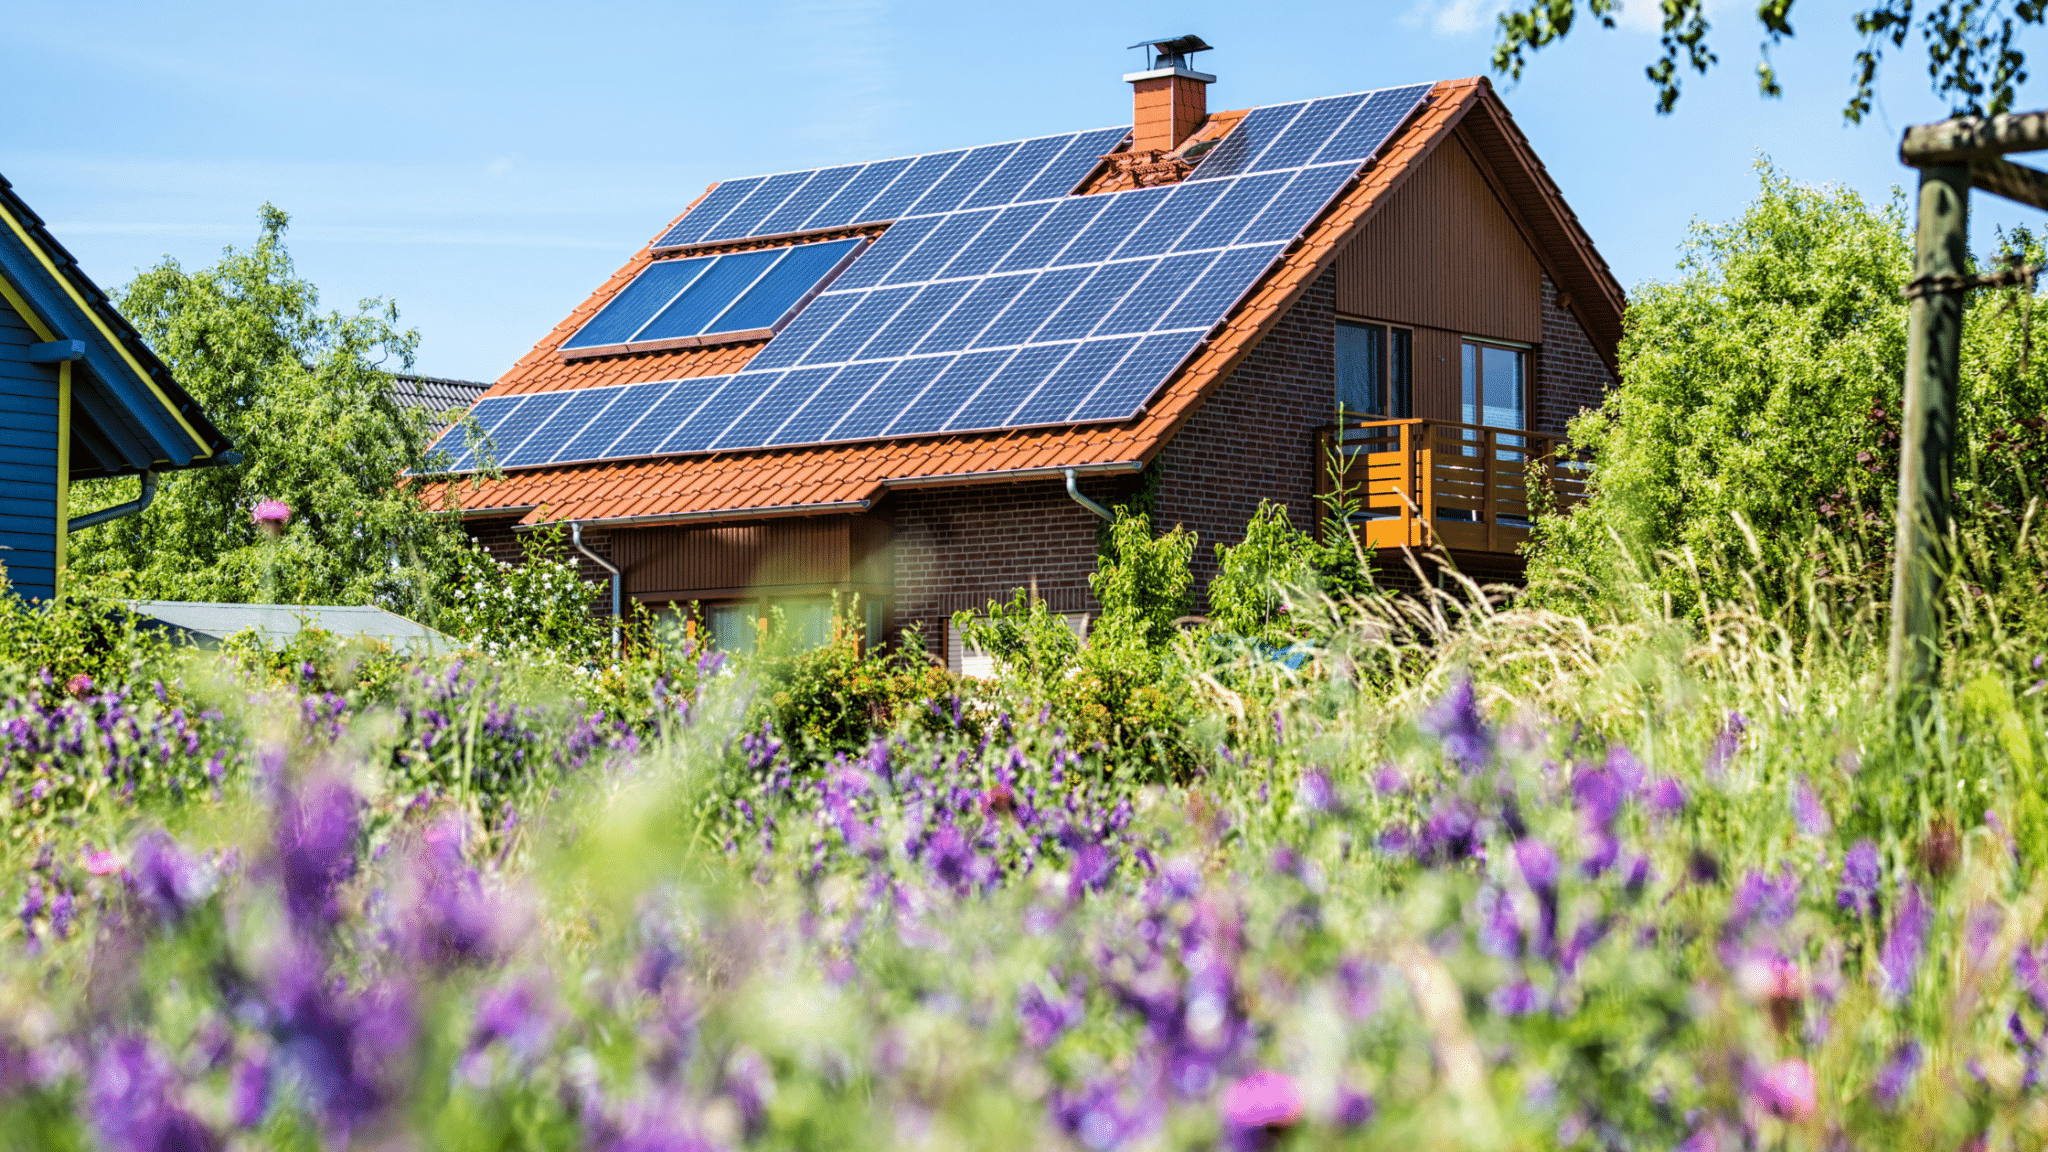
[1152,267,1337,600]
[1534,271,1615,436]
[885,474,1138,646]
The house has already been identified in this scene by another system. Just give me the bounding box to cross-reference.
[388,373,489,417]
[421,41,1623,662]
[0,173,237,602]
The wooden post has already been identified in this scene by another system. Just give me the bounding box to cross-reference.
[1888,164,1970,705]
[1482,427,1497,552]
[1398,421,1413,546]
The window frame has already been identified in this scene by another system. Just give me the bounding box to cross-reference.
[1458,336,1531,432]
[1333,316,1414,420]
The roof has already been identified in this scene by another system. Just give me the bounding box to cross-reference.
[0,173,234,479]
[128,600,454,651]
[428,77,1621,528]
[389,373,491,413]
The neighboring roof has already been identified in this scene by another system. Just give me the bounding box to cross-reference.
[128,600,454,651]
[0,173,234,479]
[429,77,1620,528]
[389,373,490,413]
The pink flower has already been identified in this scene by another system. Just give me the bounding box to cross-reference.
[1753,1058,1816,1121]
[84,850,122,875]
[251,500,292,531]
[1223,1070,1303,1129]
[65,674,93,697]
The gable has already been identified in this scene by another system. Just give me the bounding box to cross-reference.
[1332,134,1542,344]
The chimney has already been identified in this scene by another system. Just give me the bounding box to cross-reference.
[1125,35,1214,154]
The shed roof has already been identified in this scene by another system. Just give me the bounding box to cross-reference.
[427,77,1620,528]
[0,173,233,479]
[128,600,454,651]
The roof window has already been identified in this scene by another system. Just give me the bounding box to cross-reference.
[560,237,864,358]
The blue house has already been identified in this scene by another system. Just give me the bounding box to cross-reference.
[0,173,235,601]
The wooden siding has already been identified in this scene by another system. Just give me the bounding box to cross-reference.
[0,294,57,601]
[613,513,892,601]
[1333,135,1543,346]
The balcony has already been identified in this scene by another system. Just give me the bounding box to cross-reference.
[1314,419,1591,556]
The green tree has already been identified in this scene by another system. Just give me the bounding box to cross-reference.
[1207,501,1316,642]
[1527,161,2048,610]
[1493,0,2042,122]
[69,206,468,618]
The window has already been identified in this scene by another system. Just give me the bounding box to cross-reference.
[1335,320,1412,419]
[1460,340,1526,430]
[708,603,760,654]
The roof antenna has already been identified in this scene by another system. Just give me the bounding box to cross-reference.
[1128,34,1213,73]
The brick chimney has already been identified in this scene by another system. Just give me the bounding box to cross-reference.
[1125,36,1214,153]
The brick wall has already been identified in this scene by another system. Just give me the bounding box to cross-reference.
[1534,272,1615,436]
[886,474,1136,646]
[1152,267,1337,601]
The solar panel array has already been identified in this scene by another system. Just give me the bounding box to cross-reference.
[561,237,863,352]
[428,83,1433,475]
[652,127,1134,250]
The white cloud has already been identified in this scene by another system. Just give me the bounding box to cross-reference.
[1400,0,1506,35]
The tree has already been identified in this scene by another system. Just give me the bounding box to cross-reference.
[1493,0,2044,122]
[70,206,471,618]
[1525,161,2048,609]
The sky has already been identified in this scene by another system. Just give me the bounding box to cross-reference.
[6,0,2048,383]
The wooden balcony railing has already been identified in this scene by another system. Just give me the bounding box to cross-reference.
[1313,419,1592,555]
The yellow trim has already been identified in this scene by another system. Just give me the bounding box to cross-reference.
[0,201,211,456]
[54,362,69,596]
[0,269,56,341]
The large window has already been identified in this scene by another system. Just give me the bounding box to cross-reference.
[1335,320,1412,419]
[1460,340,1526,430]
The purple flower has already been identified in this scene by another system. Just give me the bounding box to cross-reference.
[1478,886,1524,958]
[2017,942,2048,1014]
[1018,981,1085,1048]
[1420,677,1492,769]
[88,1035,220,1152]
[274,775,360,933]
[129,830,213,925]
[1572,765,1624,830]
[399,814,508,970]
[1838,840,1881,918]
[1706,711,1747,777]
[1514,838,1558,892]
[722,1047,774,1137]
[1646,778,1679,815]
[1490,980,1543,1016]
[1874,1040,1921,1107]
[1067,844,1116,900]
[1372,763,1407,795]
[1880,883,1932,1003]
[1793,777,1830,836]
[1749,1058,1816,1120]
[1729,868,1800,937]
[252,498,291,526]
[1223,1070,1303,1129]
[228,1052,271,1129]
[1336,958,1379,1020]
[1334,1087,1375,1128]
[1298,770,1339,812]
[1417,799,1480,864]
[1605,744,1645,795]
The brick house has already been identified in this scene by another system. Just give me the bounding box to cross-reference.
[425,44,1623,664]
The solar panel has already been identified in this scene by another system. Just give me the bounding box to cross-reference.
[422,83,1437,475]
[562,238,861,354]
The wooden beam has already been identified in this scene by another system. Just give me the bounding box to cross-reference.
[1902,110,2048,166]
[1971,156,2048,212]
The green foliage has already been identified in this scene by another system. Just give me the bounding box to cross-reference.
[72,206,466,618]
[1529,164,2048,619]
[1086,509,1194,652]
[1490,0,2036,123]
[1206,501,1315,642]
[953,588,1082,701]
[756,606,954,757]
[443,522,607,664]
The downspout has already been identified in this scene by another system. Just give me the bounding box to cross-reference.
[569,521,622,654]
[1064,468,1114,522]
[68,470,156,532]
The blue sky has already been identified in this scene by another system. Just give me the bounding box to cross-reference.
[7,0,2046,382]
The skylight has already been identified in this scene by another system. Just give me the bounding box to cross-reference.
[560,237,864,357]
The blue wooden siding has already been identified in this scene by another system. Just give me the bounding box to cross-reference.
[0,294,59,601]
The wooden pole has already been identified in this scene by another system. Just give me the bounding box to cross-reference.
[1888,164,1970,704]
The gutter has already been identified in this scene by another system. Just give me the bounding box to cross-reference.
[524,499,872,531]
[1064,468,1114,522]
[880,459,1143,491]
[569,521,623,654]
[69,470,156,532]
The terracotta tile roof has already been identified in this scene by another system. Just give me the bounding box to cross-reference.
[431,77,1601,528]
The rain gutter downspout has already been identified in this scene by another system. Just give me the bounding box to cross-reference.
[68,470,156,532]
[1064,468,1114,522]
[570,520,622,653]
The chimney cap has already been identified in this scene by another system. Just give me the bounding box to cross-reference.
[1127,34,1212,71]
